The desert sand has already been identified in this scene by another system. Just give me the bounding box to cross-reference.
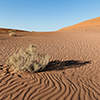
[0,17,100,100]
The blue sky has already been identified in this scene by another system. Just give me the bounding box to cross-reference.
[0,0,100,31]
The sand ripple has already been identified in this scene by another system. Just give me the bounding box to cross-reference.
[0,31,100,100]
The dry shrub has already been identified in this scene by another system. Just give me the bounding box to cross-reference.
[9,32,16,36]
[9,30,16,33]
[2,31,5,33]
[9,30,16,36]
[6,45,50,73]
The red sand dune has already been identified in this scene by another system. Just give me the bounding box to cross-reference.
[59,17,100,31]
[0,17,100,100]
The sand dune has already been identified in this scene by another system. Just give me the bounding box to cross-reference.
[59,17,100,31]
[0,18,100,100]
[0,28,28,33]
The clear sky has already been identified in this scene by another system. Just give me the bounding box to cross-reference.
[0,0,100,31]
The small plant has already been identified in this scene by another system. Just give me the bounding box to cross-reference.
[9,30,16,36]
[9,32,16,36]
[2,31,5,33]
[31,31,34,32]
[9,30,16,33]
[6,45,50,73]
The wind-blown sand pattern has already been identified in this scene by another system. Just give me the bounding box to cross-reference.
[0,17,100,100]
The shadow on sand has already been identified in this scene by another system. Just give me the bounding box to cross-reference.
[43,60,91,71]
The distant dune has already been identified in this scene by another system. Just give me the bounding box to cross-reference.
[0,28,29,33]
[59,17,100,31]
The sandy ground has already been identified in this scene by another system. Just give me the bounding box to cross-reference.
[0,18,100,100]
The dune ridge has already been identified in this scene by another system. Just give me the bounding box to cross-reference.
[59,17,100,31]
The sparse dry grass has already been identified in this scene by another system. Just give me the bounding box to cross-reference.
[31,31,34,32]
[2,31,5,33]
[6,45,50,73]
[9,32,16,36]
[9,31,16,36]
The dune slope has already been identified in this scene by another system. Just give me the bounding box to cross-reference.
[59,17,100,31]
